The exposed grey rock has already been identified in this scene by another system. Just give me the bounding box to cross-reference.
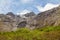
[0,6,60,31]
[24,12,36,17]
[35,6,60,28]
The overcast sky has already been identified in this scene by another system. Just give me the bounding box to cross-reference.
[0,0,60,14]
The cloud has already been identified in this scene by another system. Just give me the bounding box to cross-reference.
[0,0,20,14]
[17,9,31,15]
[0,0,59,14]
[0,0,14,13]
[21,0,34,4]
[36,3,59,12]
[0,0,33,14]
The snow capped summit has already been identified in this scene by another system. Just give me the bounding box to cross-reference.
[17,9,31,18]
[17,9,31,16]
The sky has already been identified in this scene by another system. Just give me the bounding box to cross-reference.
[0,0,60,15]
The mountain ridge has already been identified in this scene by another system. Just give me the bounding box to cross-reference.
[0,5,60,31]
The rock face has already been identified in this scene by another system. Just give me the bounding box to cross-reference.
[0,12,32,31]
[6,12,15,17]
[0,14,17,32]
[17,21,27,28]
[35,6,60,28]
[0,6,60,31]
[24,12,36,17]
[23,12,37,29]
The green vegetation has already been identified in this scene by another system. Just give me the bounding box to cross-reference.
[0,26,60,40]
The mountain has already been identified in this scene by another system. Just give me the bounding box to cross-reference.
[6,12,15,18]
[35,5,60,28]
[0,14,16,32]
[0,12,21,31]
[24,12,36,17]
[17,9,31,17]
[0,6,60,31]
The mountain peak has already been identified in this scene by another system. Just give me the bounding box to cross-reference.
[17,9,31,16]
[24,12,36,17]
[6,12,15,17]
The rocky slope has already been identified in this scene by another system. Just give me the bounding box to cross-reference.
[35,5,60,28]
[24,12,36,17]
[0,11,36,31]
[0,6,60,31]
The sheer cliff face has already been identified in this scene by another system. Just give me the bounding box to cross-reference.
[35,6,60,27]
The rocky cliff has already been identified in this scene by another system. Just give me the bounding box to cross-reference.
[0,6,60,31]
[35,6,60,28]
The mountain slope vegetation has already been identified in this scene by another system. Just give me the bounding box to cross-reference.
[0,26,60,40]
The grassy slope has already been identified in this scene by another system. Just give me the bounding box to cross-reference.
[0,26,60,40]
